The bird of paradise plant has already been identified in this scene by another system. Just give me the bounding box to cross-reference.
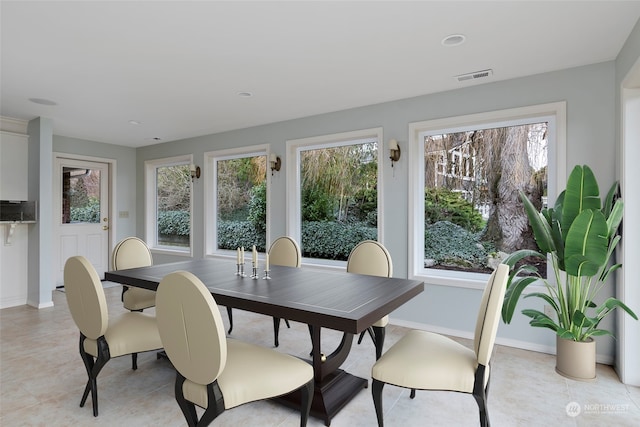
[501,165,637,341]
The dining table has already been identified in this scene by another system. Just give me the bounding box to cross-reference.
[105,257,424,426]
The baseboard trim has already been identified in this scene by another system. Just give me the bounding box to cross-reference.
[389,318,614,365]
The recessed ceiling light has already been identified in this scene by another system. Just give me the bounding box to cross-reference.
[28,97,57,106]
[237,91,253,98]
[441,34,466,47]
[128,120,142,125]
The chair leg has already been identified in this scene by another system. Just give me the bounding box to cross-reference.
[473,364,490,427]
[197,382,226,427]
[131,352,138,370]
[299,379,314,427]
[410,389,416,399]
[285,318,291,328]
[226,306,233,334]
[79,334,110,417]
[372,379,386,427]
[372,326,385,360]
[273,317,281,347]
[175,374,198,427]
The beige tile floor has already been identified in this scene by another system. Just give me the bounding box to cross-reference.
[1,284,639,426]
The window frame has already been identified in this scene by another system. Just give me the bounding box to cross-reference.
[286,127,384,268]
[408,102,566,289]
[144,154,194,256]
[204,144,270,258]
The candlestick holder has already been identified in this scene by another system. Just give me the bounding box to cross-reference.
[236,263,246,277]
[251,262,258,279]
[263,269,271,280]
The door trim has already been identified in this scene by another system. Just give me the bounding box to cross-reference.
[53,152,117,276]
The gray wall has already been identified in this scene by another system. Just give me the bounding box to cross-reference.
[135,61,620,361]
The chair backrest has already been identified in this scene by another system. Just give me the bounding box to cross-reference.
[64,256,109,340]
[473,263,509,366]
[112,237,153,270]
[346,240,393,278]
[156,271,227,386]
[268,236,301,268]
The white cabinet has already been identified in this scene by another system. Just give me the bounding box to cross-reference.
[0,131,29,200]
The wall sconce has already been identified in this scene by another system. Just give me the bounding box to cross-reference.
[190,164,201,181]
[389,139,401,167]
[270,153,281,175]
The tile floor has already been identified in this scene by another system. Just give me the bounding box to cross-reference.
[1,285,639,426]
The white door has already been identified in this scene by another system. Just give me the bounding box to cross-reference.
[54,158,110,286]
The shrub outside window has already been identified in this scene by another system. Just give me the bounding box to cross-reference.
[287,128,383,264]
[215,154,267,252]
[145,156,192,254]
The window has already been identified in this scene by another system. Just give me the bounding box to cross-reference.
[287,128,383,264]
[145,155,193,254]
[205,147,268,256]
[409,103,566,288]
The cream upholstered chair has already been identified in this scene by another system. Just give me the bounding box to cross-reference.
[112,237,156,311]
[156,270,314,427]
[269,236,301,346]
[226,236,301,347]
[371,263,509,427]
[346,240,393,359]
[64,256,163,417]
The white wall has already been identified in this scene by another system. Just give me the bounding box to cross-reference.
[616,17,640,385]
[0,119,30,308]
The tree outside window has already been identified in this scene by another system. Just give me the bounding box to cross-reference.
[299,139,378,261]
[156,164,191,248]
[422,122,548,276]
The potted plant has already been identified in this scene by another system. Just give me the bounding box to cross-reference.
[501,164,637,381]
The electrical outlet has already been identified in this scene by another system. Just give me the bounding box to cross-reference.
[544,305,555,319]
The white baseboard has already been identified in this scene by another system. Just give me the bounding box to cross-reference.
[389,318,614,365]
[0,295,27,309]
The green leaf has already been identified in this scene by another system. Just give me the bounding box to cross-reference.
[564,210,609,277]
[600,297,639,320]
[519,191,555,254]
[572,310,596,328]
[501,249,545,268]
[586,329,614,338]
[524,292,560,313]
[502,276,540,323]
[561,165,601,240]
[606,199,623,238]
[602,181,619,219]
[522,309,559,331]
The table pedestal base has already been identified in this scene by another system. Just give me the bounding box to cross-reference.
[276,369,368,426]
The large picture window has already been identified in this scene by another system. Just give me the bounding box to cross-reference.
[205,147,268,255]
[145,155,192,254]
[409,103,566,287]
[287,128,383,264]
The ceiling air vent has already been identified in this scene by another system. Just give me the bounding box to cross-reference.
[455,69,493,83]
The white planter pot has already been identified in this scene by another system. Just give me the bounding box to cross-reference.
[555,335,596,381]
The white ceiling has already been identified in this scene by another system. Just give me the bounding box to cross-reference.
[2,1,640,147]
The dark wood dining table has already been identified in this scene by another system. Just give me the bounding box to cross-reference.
[105,258,423,425]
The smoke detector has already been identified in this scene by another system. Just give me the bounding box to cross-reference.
[454,69,493,83]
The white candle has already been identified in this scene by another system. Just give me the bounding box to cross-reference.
[389,139,399,151]
[241,247,245,263]
[265,253,269,271]
[252,245,257,264]
[236,247,241,264]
